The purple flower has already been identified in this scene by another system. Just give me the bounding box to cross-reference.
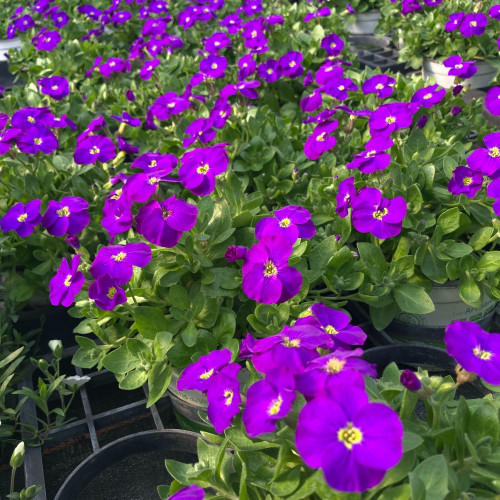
[167,486,205,500]
[52,10,69,28]
[126,90,136,101]
[400,370,421,391]
[451,106,462,116]
[1,200,42,237]
[295,350,375,399]
[151,92,190,121]
[41,197,90,237]
[402,0,422,15]
[122,172,165,203]
[112,11,132,24]
[65,235,80,249]
[117,137,138,155]
[315,62,344,86]
[352,187,407,239]
[179,144,228,196]
[257,59,281,82]
[177,349,232,392]
[210,98,232,129]
[490,4,500,19]
[111,112,141,128]
[242,235,302,304]
[225,245,247,262]
[242,367,296,437]
[89,243,152,285]
[445,12,465,31]
[135,196,198,248]
[304,6,331,22]
[99,58,130,79]
[467,132,500,177]
[445,322,500,385]
[77,116,106,142]
[237,54,256,80]
[304,120,338,160]
[183,118,216,148]
[255,206,315,244]
[15,15,34,32]
[295,303,367,349]
[240,333,256,359]
[453,84,464,96]
[101,197,133,243]
[11,107,54,130]
[32,29,61,51]
[17,125,58,155]
[278,51,304,79]
[200,55,227,79]
[49,254,85,307]
[336,177,355,218]
[485,87,500,116]
[321,34,344,57]
[362,74,395,99]
[459,13,488,37]
[448,166,483,198]
[37,76,69,100]
[220,81,260,100]
[74,136,116,164]
[140,58,161,80]
[0,128,21,155]
[300,90,323,113]
[346,137,393,174]
[324,78,358,101]
[296,385,403,492]
[204,32,231,54]
[411,84,446,108]
[487,178,500,216]
[130,152,177,174]
[417,115,428,129]
[89,274,127,311]
[206,364,242,433]
[369,102,418,137]
[443,55,477,79]
[303,109,337,125]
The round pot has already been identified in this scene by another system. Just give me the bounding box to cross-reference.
[0,37,21,62]
[54,429,199,500]
[387,282,497,342]
[422,58,498,90]
[347,10,381,36]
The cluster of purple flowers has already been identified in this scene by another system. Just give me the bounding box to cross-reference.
[177,307,403,492]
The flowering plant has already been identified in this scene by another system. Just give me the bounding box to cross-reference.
[378,0,500,70]
[162,318,500,499]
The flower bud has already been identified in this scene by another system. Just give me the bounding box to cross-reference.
[10,442,25,468]
[400,369,421,391]
[48,339,63,358]
[455,365,477,385]
[450,106,462,116]
[417,115,428,129]
[125,90,136,101]
[224,245,247,262]
[65,235,81,250]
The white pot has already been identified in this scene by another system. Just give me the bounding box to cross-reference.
[0,38,21,62]
[422,58,498,90]
[347,10,381,36]
[395,283,497,329]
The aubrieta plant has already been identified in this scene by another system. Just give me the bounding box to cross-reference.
[378,0,500,70]
[163,317,500,499]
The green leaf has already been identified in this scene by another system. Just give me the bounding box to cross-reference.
[377,484,412,500]
[119,369,148,390]
[458,278,481,306]
[421,245,448,283]
[469,227,494,251]
[370,302,398,330]
[409,455,449,500]
[477,252,500,273]
[393,284,435,314]
[437,208,461,234]
[270,467,301,496]
[168,285,190,309]
[0,347,24,369]
[357,242,387,280]
[403,432,424,452]
[147,362,172,407]
[469,402,500,444]
[102,346,141,375]
[181,323,198,347]
[132,307,168,339]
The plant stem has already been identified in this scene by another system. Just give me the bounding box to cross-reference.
[128,284,138,306]
[10,467,16,494]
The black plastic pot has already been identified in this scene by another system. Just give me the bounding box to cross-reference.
[349,36,408,73]
[54,429,199,500]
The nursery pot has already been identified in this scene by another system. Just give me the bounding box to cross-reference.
[54,429,199,500]
[387,282,497,343]
[422,58,498,90]
[347,10,381,36]
[0,37,21,63]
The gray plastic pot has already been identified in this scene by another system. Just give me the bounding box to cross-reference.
[347,10,381,35]
[0,37,21,62]
[422,58,498,89]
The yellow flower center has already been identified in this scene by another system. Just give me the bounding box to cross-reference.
[90,146,100,155]
[111,189,122,200]
[338,422,363,450]
[211,63,218,70]
[473,346,492,360]
[455,63,463,69]
[463,176,473,186]
[325,66,333,73]
[56,206,71,217]
[64,274,72,287]
[316,132,326,142]
[267,68,273,75]
[375,83,384,90]
[150,159,157,168]
[385,116,396,124]
[28,116,35,123]
[423,93,433,100]
[279,218,291,228]
[366,150,377,157]
[325,357,346,374]
[489,147,500,158]
[251,30,257,38]
[268,396,283,415]
[112,252,127,262]
[264,260,278,277]
[330,42,336,48]
[17,213,28,222]
[167,102,176,108]
[34,138,42,145]
[372,208,388,220]
[109,61,116,67]
[200,368,214,380]
[338,85,345,91]
[214,41,220,46]
[197,164,210,174]
[224,389,234,405]
[107,286,117,299]
[148,177,160,185]
[324,324,339,335]
[470,21,477,26]
[220,111,227,117]
[162,208,172,219]
[282,336,301,347]
[290,61,296,68]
